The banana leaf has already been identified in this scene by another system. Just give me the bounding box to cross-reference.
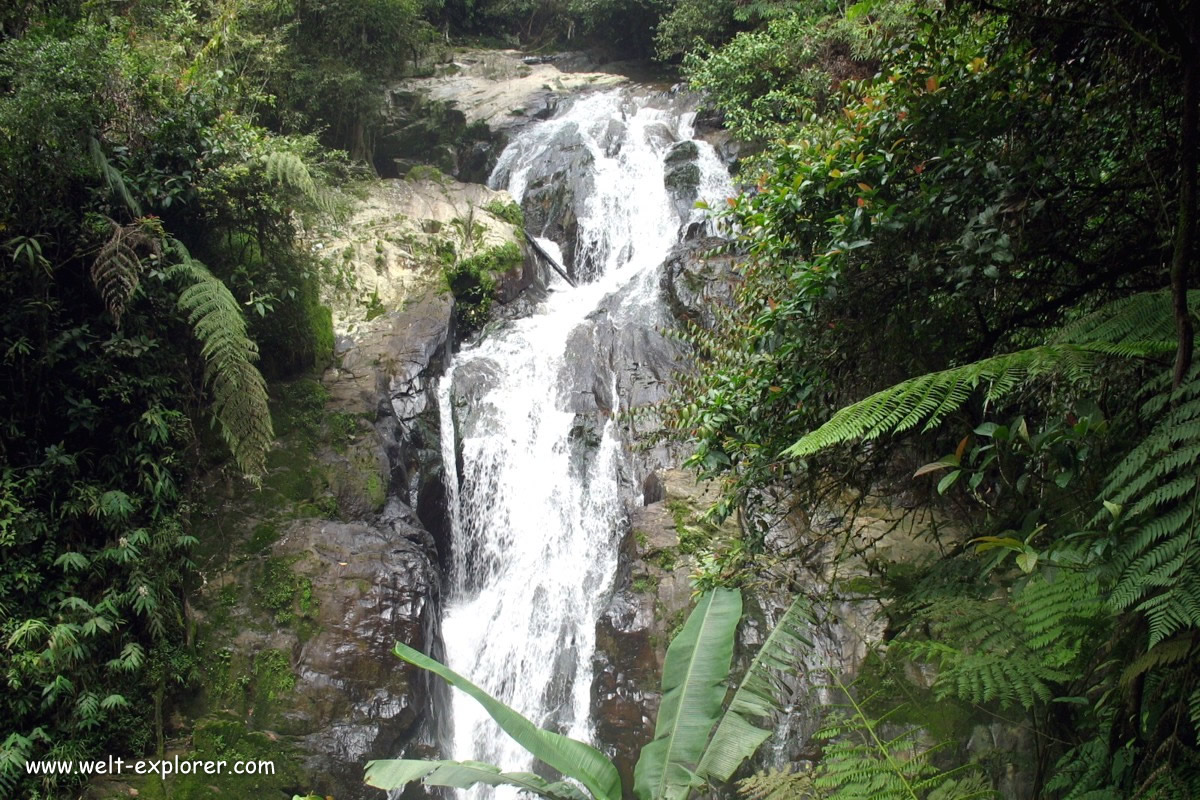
[365,758,591,800]
[392,642,622,800]
[633,587,743,800]
[697,595,814,782]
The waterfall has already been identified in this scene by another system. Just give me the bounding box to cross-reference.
[435,87,733,798]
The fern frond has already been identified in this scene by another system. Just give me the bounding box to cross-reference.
[89,137,142,216]
[90,218,163,325]
[1100,366,1200,649]
[1044,736,1125,800]
[739,765,820,800]
[166,241,272,479]
[813,703,994,800]
[1053,290,1200,348]
[900,576,1102,711]
[785,343,1155,457]
[788,290,1187,458]
[263,151,336,215]
[1119,636,1195,688]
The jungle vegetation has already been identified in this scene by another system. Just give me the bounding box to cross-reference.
[657,0,1200,797]
[3,0,1199,798]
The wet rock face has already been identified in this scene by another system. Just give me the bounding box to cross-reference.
[663,140,701,219]
[280,502,448,799]
[515,124,595,282]
[327,288,456,566]
[181,284,457,800]
[591,470,729,795]
[661,236,740,330]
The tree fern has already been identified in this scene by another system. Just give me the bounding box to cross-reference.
[1100,366,1200,648]
[1043,735,1127,800]
[89,137,142,216]
[786,344,1119,457]
[1053,290,1200,349]
[899,571,1100,711]
[786,290,1184,458]
[167,241,273,479]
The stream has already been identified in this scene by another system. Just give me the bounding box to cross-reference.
[434,87,732,796]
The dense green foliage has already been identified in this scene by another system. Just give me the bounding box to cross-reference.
[0,1,362,795]
[658,0,1200,796]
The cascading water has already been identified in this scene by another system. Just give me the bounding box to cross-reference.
[435,87,733,797]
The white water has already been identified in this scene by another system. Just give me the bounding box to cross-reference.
[436,88,733,798]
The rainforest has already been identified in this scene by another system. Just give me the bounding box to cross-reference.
[1,1,1198,799]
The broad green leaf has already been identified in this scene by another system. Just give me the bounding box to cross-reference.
[365,759,591,800]
[634,588,743,800]
[697,595,813,782]
[937,470,962,494]
[392,642,620,800]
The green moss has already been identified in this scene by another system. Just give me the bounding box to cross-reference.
[364,289,386,321]
[653,547,678,572]
[310,302,334,364]
[113,716,307,800]
[254,557,316,626]
[261,452,316,504]
[253,649,295,704]
[665,163,701,193]
[483,198,525,227]
[445,241,524,333]
[365,471,386,512]
[633,528,649,549]
[270,378,329,438]
[327,410,361,449]
[406,164,449,183]
[296,496,338,518]
[632,574,659,593]
[667,497,717,555]
[244,521,281,554]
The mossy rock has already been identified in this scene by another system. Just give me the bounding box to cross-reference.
[664,163,701,193]
[87,717,308,800]
[664,140,699,166]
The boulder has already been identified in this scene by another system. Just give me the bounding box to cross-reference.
[660,236,740,330]
[663,141,702,218]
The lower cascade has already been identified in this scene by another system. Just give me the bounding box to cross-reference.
[435,87,732,795]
